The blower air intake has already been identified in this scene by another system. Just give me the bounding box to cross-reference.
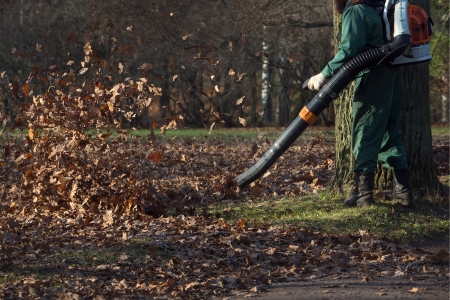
[391,5,433,65]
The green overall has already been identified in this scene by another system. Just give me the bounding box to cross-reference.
[321,2,409,173]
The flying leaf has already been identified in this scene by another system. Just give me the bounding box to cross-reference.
[108,101,114,112]
[228,69,235,76]
[251,143,258,155]
[239,117,247,126]
[209,121,216,134]
[236,96,245,105]
[237,72,247,81]
[215,85,220,92]
[28,128,36,140]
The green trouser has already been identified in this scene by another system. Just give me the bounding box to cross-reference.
[352,64,409,173]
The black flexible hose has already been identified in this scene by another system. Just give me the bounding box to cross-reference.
[235,35,410,188]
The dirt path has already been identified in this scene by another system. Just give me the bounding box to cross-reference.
[225,238,449,300]
[226,275,448,299]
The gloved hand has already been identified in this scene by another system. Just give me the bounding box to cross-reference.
[307,73,327,91]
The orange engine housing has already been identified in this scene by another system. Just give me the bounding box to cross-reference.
[408,5,432,45]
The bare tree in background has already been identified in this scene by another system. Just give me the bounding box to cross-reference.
[0,0,333,128]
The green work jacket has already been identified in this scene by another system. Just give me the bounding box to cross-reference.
[321,1,386,79]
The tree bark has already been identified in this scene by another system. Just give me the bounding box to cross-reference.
[331,8,356,192]
[401,61,439,193]
[261,25,273,125]
[398,0,439,194]
[441,76,449,123]
[278,56,291,127]
[441,93,449,123]
[332,0,439,195]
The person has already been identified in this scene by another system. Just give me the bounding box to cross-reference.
[307,0,414,208]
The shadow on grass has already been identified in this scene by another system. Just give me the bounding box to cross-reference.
[208,192,449,245]
[0,236,176,285]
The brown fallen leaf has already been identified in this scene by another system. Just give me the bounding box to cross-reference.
[434,249,449,262]
[5,201,17,214]
[148,151,164,162]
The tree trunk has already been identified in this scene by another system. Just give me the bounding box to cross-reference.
[441,76,449,123]
[261,25,273,124]
[278,56,291,127]
[401,61,439,193]
[332,0,439,195]
[331,9,356,192]
[398,0,439,194]
[441,93,449,123]
[250,69,258,127]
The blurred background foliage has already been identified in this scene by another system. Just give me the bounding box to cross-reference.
[0,0,447,128]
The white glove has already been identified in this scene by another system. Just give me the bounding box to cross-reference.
[307,73,326,91]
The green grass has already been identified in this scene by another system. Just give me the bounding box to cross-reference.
[208,191,449,244]
[128,126,335,143]
[431,125,450,135]
[56,237,173,267]
[0,267,65,286]
[0,124,446,142]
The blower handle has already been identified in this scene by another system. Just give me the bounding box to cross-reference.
[302,78,310,90]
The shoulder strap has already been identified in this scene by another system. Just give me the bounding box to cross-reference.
[345,0,384,10]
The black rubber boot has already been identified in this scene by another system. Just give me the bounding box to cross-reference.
[344,172,375,207]
[385,169,414,207]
